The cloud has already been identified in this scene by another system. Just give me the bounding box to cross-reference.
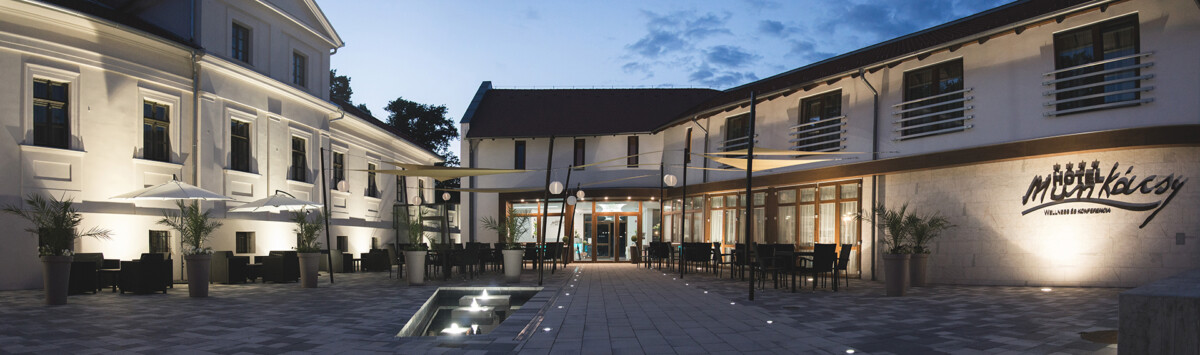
[742,0,781,10]
[705,45,759,68]
[524,8,540,20]
[689,64,758,88]
[628,30,687,58]
[622,62,653,79]
[787,40,837,62]
[758,20,786,37]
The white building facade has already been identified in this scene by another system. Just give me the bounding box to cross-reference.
[0,0,439,290]
[462,0,1200,287]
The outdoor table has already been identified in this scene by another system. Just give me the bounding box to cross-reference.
[245,263,262,283]
[98,268,120,293]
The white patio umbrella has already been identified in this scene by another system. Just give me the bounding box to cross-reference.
[228,190,321,213]
[110,179,232,201]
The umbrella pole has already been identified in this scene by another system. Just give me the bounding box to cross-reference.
[746,91,756,301]
[321,147,335,284]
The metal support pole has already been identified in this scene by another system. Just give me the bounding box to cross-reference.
[681,127,691,280]
[538,136,555,286]
[320,147,335,284]
[746,91,757,301]
[551,165,572,273]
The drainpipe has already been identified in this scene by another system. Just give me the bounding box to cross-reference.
[689,116,709,182]
[859,68,880,281]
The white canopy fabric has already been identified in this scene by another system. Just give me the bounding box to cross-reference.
[369,163,529,181]
[700,154,834,171]
[705,148,864,156]
[434,187,544,193]
[110,180,232,201]
[228,193,321,213]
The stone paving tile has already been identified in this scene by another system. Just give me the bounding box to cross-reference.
[0,263,1122,354]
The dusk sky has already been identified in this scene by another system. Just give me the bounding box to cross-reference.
[320,0,1010,159]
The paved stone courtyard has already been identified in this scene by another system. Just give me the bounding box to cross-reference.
[0,263,1121,354]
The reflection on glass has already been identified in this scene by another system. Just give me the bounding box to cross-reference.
[778,206,796,244]
[819,203,835,244]
[799,205,815,246]
[840,201,859,244]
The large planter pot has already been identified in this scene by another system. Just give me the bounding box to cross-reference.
[630,246,642,264]
[41,255,72,306]
[910,254,930,287]
[882,253,910,297]
[298,252,320,288]
[502,249,524,283]
[404,250,427,286]
[185,254,212,298]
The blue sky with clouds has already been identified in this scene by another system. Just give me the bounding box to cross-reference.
[320,0,1010,159]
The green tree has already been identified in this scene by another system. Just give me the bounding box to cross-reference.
[330,70,372,116]
[385,97,460,190]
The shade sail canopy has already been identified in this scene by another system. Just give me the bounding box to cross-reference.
[706,148,864,156]
[228,193,321,213]
[435,187,544,193]
[701,154,833,172]
[110,180,232,201]
[370,164,528,181]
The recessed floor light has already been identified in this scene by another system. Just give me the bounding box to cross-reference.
[557,306,563,309]
[766,320,773,324]
[1041,288,1052,292]
[846,350,856,354]
[704,291,709,294]
[730,302,736,305]
[543,327,552,332]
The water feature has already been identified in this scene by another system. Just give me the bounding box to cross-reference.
[397,287,542,337]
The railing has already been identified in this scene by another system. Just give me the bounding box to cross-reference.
[716,134,758,151]
[1042,52,1154,117]
[892,88,974,141]
[788,115,845,152]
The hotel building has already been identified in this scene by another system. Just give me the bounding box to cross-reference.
[0,0,439,290]
[461,0,1200,287]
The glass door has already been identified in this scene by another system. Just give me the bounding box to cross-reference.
[596,216,614,261]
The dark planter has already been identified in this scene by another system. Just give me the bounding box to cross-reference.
[298,252,320,288]
[185,254,211,298]
[910,254,930,287]
[41,255,72,305]
[882,253,910,297]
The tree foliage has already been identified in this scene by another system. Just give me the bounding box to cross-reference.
[330,69,353,103]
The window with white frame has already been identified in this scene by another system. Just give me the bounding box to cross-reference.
[142,101,170,162]
[290,136,307,182]
[32,79,70,149]
[896,59,971,140]
[292,51,307,87]
[230,119,251,172]
[366,162,379,198]
[792,90,844,152]
[232,23,251,63]
[1047,15,1147,116]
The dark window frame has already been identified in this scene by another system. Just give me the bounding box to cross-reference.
[230,119,251,172]
[232,23,251,63]
[367,162,379,198]
[236,232,256,254]
[292,51,307,87]
[149,230,171,254]
[290,136,308,182]
[32,78,70,149]
[514,140,526,169]
[332,151,345,187]
[1052,15,1141,114]
[900,58,965,139]
[142,100,170,162]
[795,90,842,152]
[627,136,639,168]
[573,139,586,167]
[724,113,750,152]
[336,236,348,252]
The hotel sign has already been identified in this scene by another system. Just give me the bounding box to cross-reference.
[1021,161,1187,228]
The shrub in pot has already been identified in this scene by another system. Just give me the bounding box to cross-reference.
[482,205,529,283]
[292,209,324,288]
[158,200,222,298]
[4,194,112,305]
[907,213,953,287]
[399,214,429,285]
[862,203,912,297]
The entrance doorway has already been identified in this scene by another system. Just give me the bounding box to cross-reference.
[580,213,638,262]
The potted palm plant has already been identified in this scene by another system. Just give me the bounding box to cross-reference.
[158,200,222,298]
[399,213,429,285]
[862,203,912,297]
[292,209,324,288]
[907,212,954,287]
[4,194,111,305]
[482,205,528,283]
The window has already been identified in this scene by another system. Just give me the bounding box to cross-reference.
[418,179,425,204]
[292,52,307,87]
[1052,16,1141,114]
[332,152,345,187]
[514,141,526,169]
[900,59,965,139]
[371,237,379,250]
[236,232,255,254]
[396,176,403,201]
[723,113,750,151]
[794,91,843,152]
[149,231,170,254]
[142,101,170,162]
[574,139,585,167]
[627,136,639,167]
[230,120,251,172]
[336,236,348,252]
[290,136,307,182]
[32,79,70,149]
[367,163,379,197]
[231,23,251,63]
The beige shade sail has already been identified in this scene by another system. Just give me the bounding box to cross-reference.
[706,147,864,156]
[700,154,833,171]
[362,166,529,181]
[433,187,544,193]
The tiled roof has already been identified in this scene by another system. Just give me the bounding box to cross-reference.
[667,0,1097,125]
[465,88,720,138]
[38,0,200,49]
